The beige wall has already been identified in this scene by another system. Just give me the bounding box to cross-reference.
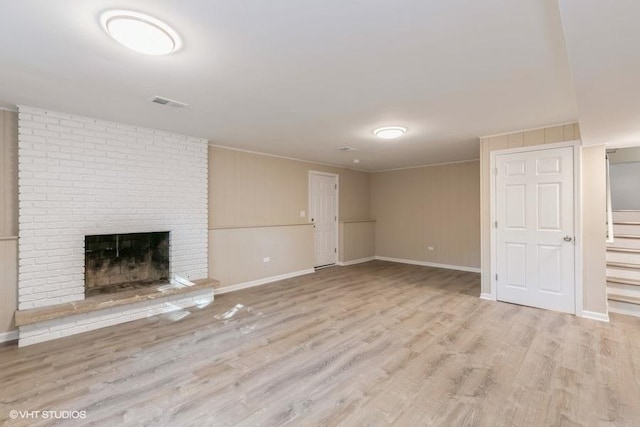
[582,145,608,314]
[209,147,370,227]
[339,221,375,263]
[479,123,608,315]
[371,161,480,269]
[209,146,372,286]
[209,225,314,287]
[0,109,18,334]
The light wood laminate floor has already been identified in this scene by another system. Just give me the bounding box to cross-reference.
[1,260,640,426]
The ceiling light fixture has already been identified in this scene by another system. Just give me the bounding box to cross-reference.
[373,126,407,139]
[100,10,182,55]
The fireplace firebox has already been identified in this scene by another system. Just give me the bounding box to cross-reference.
[85,232,169,297]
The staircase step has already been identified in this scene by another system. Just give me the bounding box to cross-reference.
[609,300,640,318]
[607,251,640,265]
[607,277,640,287]
[607,247,640,253]
[607,261,640,270]
[605,268,640,281]
[606,238,640,249]
[612,211,640,223]
[612,223,640,235]
[608,293,640,305]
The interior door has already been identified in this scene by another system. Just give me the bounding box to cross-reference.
[309,172,337,267]
[495,146,575,314]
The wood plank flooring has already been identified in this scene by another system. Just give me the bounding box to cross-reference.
[1,260,640,426]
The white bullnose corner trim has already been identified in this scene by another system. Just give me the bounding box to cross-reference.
[0,330,18,343]
[374,256,481,273]
[336,257,375,266]
[215,269,316,295]
[581,310,610,323]
[479,293,496,301]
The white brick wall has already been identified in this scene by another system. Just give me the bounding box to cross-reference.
[18,106,208,310]
[17,106,209,345]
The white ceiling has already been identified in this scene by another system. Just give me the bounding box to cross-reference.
[0,0,579,170]
[559,0,640,147]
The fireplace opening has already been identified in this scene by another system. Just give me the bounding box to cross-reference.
[85,232,169,298]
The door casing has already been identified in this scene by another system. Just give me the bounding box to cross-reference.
[308,170,339,267]
[489,140,583,316]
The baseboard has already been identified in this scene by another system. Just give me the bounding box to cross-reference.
[336,257,375,266]
[374,256,481,273]
[479,293,495,301]
[0,330,18,343]
[581,310,610,322]
[215,268,316,295]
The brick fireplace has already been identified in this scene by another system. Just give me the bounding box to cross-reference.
[16,106,211,346]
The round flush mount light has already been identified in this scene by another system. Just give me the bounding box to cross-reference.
[373,126,407,139]
[100,10,182,55]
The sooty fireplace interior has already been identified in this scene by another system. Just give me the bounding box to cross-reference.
[85,232,170,297]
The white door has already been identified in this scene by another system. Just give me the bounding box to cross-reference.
[309,172,338,267]
[495,146,575,314]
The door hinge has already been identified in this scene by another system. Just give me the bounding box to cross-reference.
[494,221,498,228]
[495,274,498,281]
[335,184,337,190]
[334,248,337,253]
[335,215,337,221]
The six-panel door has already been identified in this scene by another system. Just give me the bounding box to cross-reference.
[496,146,575,314]
[309,172,338,267]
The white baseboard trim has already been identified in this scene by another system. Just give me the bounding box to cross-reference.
[336,257,375,266]
[479,293,496,301]
[215,268,316,295]
[581,310,610,322]
[0,330,18,343]
[374,256,481,273]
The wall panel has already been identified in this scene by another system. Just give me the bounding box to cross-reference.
[208,146,372,286]
[339,221,375,263]
[0,110,17,336]
[371,161,480,269]
[209,225,314,287]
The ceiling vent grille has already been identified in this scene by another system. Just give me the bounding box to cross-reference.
[149,96,188,109]
[338,146,358,152]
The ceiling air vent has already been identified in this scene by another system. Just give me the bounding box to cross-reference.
[338,146,358,152]
[149,96,188,109]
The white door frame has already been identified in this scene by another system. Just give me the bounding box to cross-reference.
[489,140,583,317]
[308,170,340,265]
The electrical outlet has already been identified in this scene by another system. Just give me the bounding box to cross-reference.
[427,246,434,251]
[263,257,270,263]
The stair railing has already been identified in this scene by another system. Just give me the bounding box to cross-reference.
[606,153,614,243]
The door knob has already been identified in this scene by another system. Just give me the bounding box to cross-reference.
[563,235,573,242]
